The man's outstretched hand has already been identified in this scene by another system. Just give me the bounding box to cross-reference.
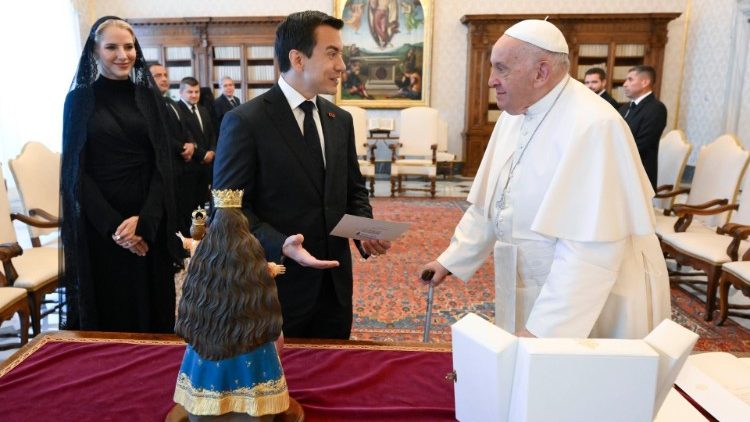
[282,234,340,269]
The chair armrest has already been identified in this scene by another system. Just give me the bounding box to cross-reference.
[655,184,673,194]
[655,187,690,199]
[29,208,60,224]
[0,242,22,287]
[388,143,400,163]
[673,202,737,217]
[367,143,377,164]
[672,200,735,233]
[11,212,60,228]
[719,224,750,261]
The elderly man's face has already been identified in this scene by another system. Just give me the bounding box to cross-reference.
[488,36,537,115]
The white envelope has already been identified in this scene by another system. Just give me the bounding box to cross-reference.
[329,214,410,241]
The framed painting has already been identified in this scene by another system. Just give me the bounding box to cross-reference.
[334,0,433,108]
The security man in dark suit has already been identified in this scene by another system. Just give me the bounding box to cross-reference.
[212,11,391,339]
[583,67,620,109]
[177,76,216,216]
[148,63,196,235]
[213,76,242,127]
[619,65,667,190]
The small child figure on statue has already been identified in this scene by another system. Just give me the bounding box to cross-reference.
[169,189,302,422]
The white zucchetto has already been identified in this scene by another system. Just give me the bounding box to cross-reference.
[504,19,569,54]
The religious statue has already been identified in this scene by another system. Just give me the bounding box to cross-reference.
[168,189,303,422]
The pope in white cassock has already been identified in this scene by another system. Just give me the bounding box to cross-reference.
[422,19,671,339]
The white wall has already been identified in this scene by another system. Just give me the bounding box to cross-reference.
[0,1,80,185]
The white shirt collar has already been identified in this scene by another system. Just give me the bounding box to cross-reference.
[278,75,318,111]
[525,76,570,117]
[181,98,195,109]
[632,91,652,105]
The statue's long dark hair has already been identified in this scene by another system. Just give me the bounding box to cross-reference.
[175,208,283,360]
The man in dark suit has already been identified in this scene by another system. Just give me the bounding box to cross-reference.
[583,67,619,109]
[619,65,667,190]
[148,64,196,234]
[212,11,391,339]
[177,76,216,215]
[213,76,241,127]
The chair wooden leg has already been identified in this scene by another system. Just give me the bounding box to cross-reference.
[397,175,403,193]
[390,176,396,197]
[28,292,42,336]
[369,176,375,197]
[18,306,29,346]
[430,176,436,198]
[717,274,731,326]
[704,266,720,321]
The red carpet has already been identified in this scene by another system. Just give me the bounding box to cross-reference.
[350,197,750,352]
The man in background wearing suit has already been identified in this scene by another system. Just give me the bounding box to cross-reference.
[149,64,196,234]
[620,65,667,190]
[177,76,216,216]
[214,76,241,127]
[212,10,391,339]
[583,67,619,109]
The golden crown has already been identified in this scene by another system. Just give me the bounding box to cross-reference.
[212,189,243,208]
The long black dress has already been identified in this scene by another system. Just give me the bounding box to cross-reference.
[63,76,177,333]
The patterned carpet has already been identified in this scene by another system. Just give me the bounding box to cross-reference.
[350,197,750,352]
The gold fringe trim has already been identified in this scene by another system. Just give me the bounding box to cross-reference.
[174,373,289,416]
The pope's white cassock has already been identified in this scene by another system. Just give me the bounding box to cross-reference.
[438,76,671,338]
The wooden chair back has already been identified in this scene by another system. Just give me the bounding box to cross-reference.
[8,142,60,241]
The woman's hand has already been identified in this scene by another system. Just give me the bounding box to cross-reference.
[112,216,146,255]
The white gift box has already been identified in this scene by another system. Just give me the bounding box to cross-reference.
[452,313,517,422]
[643,319,699,415]
[451,315,698,422]
[508,337,659,422]
[675,352,750,422]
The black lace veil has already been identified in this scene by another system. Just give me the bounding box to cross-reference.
[69,15,152,90]
[60,16,181,329]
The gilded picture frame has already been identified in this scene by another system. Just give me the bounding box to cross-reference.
[334,0,433,108]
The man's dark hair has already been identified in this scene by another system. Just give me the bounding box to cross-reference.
[180,76,200,90]
[629,65,657,85]
[274,10,344,73]
[584,67,607,80]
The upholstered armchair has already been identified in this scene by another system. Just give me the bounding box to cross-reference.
[654,134,749,238]
[8,141,61,247]
[0,163,59,336]
[389,107,438,198]
[436,118,456,179]
[653,130,692,212]
[660,172,750,321]
[717,258,750,325]
[340,106,376,196]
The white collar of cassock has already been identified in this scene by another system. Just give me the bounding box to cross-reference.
[524,76,570,119]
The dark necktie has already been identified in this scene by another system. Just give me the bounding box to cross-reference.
[228,97,235,108]
[191,104,204,132]
[624,101,636,119]
[299,100,326,174]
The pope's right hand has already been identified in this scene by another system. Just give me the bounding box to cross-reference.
[282,234,340,269]
[420,261,450,286]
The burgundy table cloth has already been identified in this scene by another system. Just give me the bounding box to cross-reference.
[0,333,456,421]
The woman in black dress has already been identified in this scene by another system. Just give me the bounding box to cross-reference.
[61,16,182,332]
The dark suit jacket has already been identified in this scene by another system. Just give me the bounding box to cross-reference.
[619,93,667,190]
[176,100,216,169]
[214,94,241,128]
[600,90,620,109]
[161,97,191,175]
[212,84,372,315]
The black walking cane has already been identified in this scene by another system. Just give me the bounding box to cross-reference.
[420,269,451,343]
